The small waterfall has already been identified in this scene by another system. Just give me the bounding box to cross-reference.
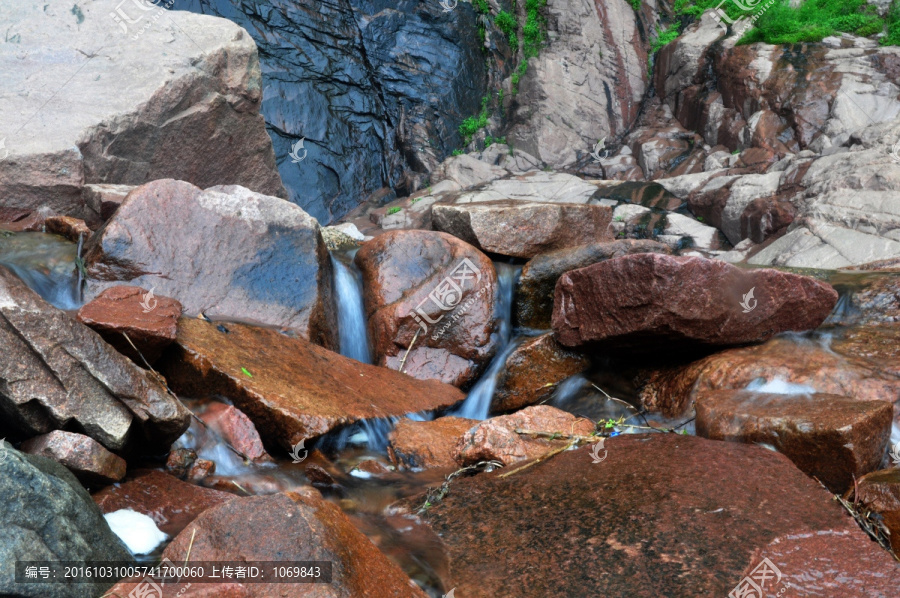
[331,253,372,364]
[319,411,432,453]
[0,231,81,310]
[450,262,522,420]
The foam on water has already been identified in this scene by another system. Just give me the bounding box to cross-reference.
[744,377,816,395]
[104,509,168,555]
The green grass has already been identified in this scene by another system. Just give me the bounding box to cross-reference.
[628,0,641,9]
[472,0,490,14]
[523,0,547,58]
[650,23,681,54]
[459,96,491,145]
[885,0,900,45]
[386,206,402,215]
[495,10,519,52]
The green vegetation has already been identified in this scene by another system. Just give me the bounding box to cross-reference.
[459,95,491,145]
[511,60,528,93]
[495,10,519,52]
[452,149,465,156]
[650,22,681,55]
[386,206,402,215]
[886,1,900,45]
[473,0,490,14]
[523,0,547,57]
[628,0,641,9]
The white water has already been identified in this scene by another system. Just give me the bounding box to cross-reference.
[451,262,522,420]
[104,509,168,555]
[331,254,372,364]
[744,377,816,394]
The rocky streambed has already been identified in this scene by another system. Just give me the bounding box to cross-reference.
[3,1,900,597]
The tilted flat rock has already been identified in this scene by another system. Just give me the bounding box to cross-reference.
[695,390,892,493]
[0,442,133,598]
[0,0,284,219]
[432,201,613,259]
[516,239,671,329]
[354,230,500,388]
[84,179,337,348]
[552,254,837,351]
[639,336,900,417]
[158,318,465,447]
[0,266,190,451]
[20,430,126,486]
[388,417,478,471]
[397,434,900,597]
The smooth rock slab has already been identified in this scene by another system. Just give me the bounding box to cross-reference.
[387,417,477,471]
[20,430,126,486]
[400,434,900,597]
[516,239,671,329]
[695,390,892,493]
[76,285,182,364]
[106,492,427,597]
[354,230,500,388]
[93,470,233,538]
[0,266,190,451]
[84,179,337,348]
[552,254,838,352]
[0,442,132,598]
[431,201,613,259]
[158,318,465,447]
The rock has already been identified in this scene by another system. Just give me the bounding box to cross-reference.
[20,430,126,486]
[491,334,590,413]
[83,179,337,348]
[0,441,133,598]
[431,153,511,190]
[165,448,198,479]
[830,324,900,377]
[186,459,216,483]
[516,239,671,329]
[0,266,190,452]
[0,207,45,232]
[611,204,724,252]
[198,402,272,462]
[354,230,500,388]
[106,492,427,597]
[43,216,91,242]
[448,171,602,205]
[454,405,595,467]
[388,417,478,471]
[695,390,892,493]
[76,285,181,364]
[321,225,364,251]
[81,184,134,221]
[849,469,900,554]
[93,470,233,538]
[552,254,837,352]
[639,336,900,417]
[158,318,465,447]
[827,272,900,325]
[0,0,284,219]
[432,201,613,259]
[595,180,683,211]
[400,434,900,597]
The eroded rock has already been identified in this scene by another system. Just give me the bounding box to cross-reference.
[20,431,126,486]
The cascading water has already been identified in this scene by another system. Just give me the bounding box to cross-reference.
[331,253,372,364]
[451,262,522,420]
[0,231,81,310]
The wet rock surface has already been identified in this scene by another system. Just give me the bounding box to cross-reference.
[76,285,182,365]
[388,417,478,471]
[92,470,233,538]
[850,469,900,553]
[20,430,126,486]
[0,442,133,598]
[403,434,900,597]
[84,179,337,348]
[197,402,272,462]
[158,318,465,447]
[552,254,838,352]
[515,239,671,330]
[432,201,613,259]
[354,230,500,388]
[695,390,893,493]
[0,266,190,452]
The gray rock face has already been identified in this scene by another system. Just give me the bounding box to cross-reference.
[84,179,338,348]
[0,0,284,220]
[0,266,191,452]
[0,442,133,598]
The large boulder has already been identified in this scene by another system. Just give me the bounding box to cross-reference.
[158,318,465,447]
[0,0,284,220]
[516,239,671,329]
[695,390,893,493]
[0,442,133,598]
[0,266,190,451]
[84,179,337,348]
[552,254,837,352]
[639,336,900,417]
[20,431,126,486]
[431,201,613,259]
[398,434,900,597]
[106,492,427,597]
[354,230,500,388]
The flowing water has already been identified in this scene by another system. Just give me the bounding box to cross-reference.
[0,231,81,310]
[331,252,373,364]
